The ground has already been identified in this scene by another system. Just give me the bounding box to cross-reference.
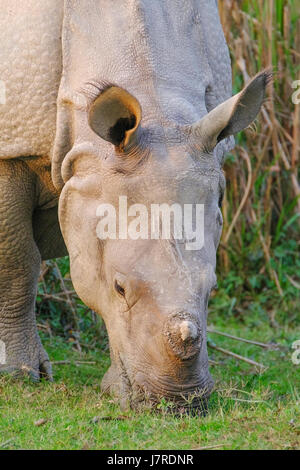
[0,317,299,450]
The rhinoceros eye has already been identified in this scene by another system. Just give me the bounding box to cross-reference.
[114,280,125,297]
[218,190,224,208]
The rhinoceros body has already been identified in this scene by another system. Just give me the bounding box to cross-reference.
[0,1,269,410]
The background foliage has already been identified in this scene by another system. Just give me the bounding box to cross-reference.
[216,0,300,324]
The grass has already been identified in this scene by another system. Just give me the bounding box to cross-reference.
[0,315,299,450]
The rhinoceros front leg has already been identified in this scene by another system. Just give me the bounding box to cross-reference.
[0,160,52,381]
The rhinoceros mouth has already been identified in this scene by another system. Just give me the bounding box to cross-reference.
[132,371,214,405]
[101,355,214,410]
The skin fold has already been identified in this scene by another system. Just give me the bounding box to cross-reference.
[0,1,270,411]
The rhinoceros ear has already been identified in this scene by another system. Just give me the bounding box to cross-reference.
[191,69,272,151]
[88,86,142,151]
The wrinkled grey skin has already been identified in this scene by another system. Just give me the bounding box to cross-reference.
[0,1,270,410]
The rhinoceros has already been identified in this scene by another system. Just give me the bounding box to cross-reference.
[0,0,271,411]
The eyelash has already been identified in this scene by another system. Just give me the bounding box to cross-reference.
[218,191,224,208]
[217,211,223,226]
[114,280,125,297]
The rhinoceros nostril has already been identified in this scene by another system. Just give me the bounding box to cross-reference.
[163,312,202,361]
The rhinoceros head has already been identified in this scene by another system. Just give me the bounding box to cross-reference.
[58,70,271,411]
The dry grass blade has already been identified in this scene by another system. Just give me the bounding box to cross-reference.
[0,438,14,448]
[208,359,220,366]
[208,343,267,370]
[223,147,252,245]
[194,443,225,450]
[207,326,277,349]
[286,275,300,289]
[54,262,79,331]
[250,207,283,297]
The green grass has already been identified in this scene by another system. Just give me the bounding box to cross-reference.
[0,318,299,450]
